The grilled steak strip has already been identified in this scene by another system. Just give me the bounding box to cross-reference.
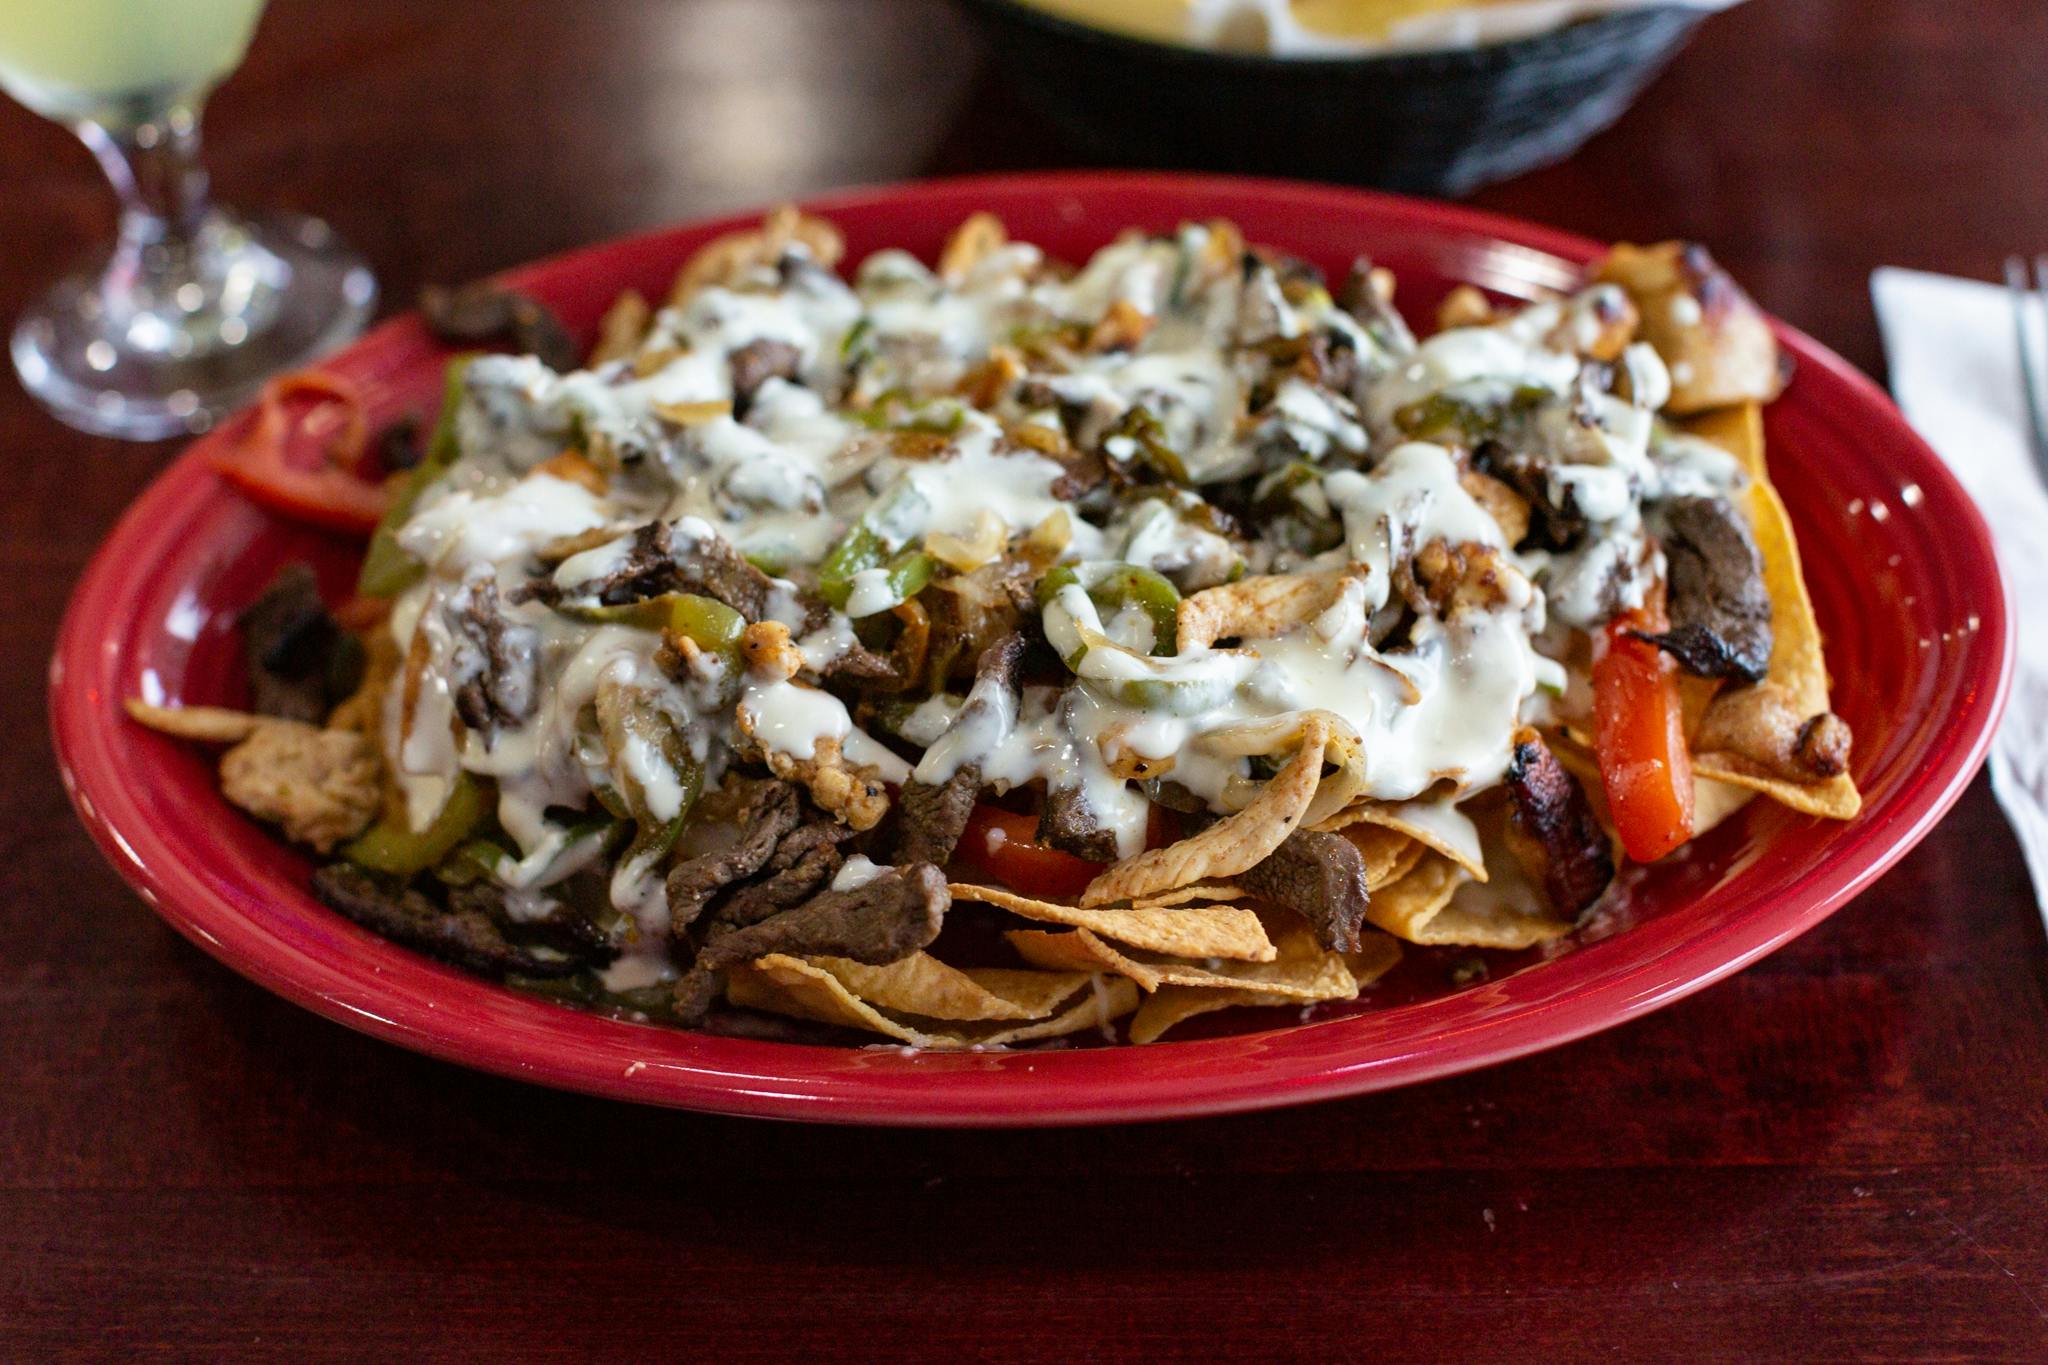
[666,778,802,936]
[239,565,362,725]
[673,862,950,1022]
[1638,494,1773,683]
[420,281,581,372]
[1036,783,1121,864]
[709,822,852,930]
[888,632,1024,865]
[727,339,804,419]
[1238,828,1371,952]
[450,577,538,736]
[312,864,589,979]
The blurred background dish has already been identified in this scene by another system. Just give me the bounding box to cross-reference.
[956,0,1712,194]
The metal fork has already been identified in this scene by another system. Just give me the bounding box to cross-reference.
[2003,255,2048,477]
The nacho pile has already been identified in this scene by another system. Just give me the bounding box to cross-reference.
[133,209,1856,1048]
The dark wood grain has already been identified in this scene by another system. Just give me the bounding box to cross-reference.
[5,1,2046,1359]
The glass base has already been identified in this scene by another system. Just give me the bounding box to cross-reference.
[12,210,376,441]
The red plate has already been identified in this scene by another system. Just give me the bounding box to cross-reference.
[49,173,2012,1125]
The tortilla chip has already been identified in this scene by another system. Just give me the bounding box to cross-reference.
[1367,851,1577,949]
[1302,725,1369,829]
[1130,884,1246,908]
[1080,714,1329,906]
[1326,821,1419,890]
[1317,795,1488,881]
[588,289,651,367]
[798,953,1090,1022]
[937,212,1009,284]
[1126,933,1404,1043]
[1345,933,1405,990]
[670,206,844,305]
[1006,921,1358,1002]
[1681,404,1861,820]
[1691,773,1760,835]
[1382,835,1428,889]
[1128,988,1292,1044]
[949,884,1276,962]
[727,954,1139,1049]
[125,700,266,744]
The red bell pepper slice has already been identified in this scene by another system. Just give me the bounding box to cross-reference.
[209,371,389,535]
[954,803,1104,900]
[1593,604,1696,863]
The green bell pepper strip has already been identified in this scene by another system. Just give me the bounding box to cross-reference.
[593,681,703,874]
[357,356,476,598]
[557,593,745,667]
[1108,406,1191,485]
[1089,672,1241,717]
[869,550,936,613]
[437,813,621,889]
[817,536,934,616]
[1036,562,1181,658]
[1394,383,1550,442]
[816,522,887,608]
[343,769,492,877]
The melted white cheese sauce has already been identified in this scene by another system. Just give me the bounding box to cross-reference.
[379,222,1720,934]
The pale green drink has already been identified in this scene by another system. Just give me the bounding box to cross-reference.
[0,0,266,123]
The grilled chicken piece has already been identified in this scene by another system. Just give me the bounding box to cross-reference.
[1503,732,1615,919]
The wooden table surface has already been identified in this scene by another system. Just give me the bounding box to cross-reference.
[6,1,2046,1358]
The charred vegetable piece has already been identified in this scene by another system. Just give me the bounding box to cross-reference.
[342,770,493,878]
[419,281,580,372]
[210,372,388,535]
[1636,495,1773,683]
[1594,607,1696,863]
[238,564,363,724]
[358,356,472,598]
[441,815,619,890]
[815,521,887,607]
[814,487,938,617]
[1237,827,1370,953]
[1503,732,1615,919]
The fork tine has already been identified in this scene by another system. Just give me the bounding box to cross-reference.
[2005,256,2048,475]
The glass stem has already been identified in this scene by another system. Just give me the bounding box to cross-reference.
[74,102,217,321]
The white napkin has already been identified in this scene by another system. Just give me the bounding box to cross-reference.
[1873,267,2048,915]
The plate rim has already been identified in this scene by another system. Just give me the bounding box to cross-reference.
[47,170,2016,1126]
